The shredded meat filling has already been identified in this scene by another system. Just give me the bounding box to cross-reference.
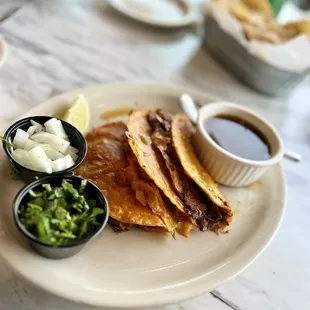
[147,109,224,232]
[108,218,131,233]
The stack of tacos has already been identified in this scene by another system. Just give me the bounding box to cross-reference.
[76,109,233,237]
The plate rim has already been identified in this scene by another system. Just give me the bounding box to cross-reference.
[107,0,198,28]
[0,81,287,308]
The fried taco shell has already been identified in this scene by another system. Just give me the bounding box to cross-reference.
[76,122,165,229]
[171,114,233,228]
[126,110,190,218]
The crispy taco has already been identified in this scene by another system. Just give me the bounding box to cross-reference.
[172,113,233,230]
[126,110,190,218]
[127,109,232,233]
[76,122,166,231]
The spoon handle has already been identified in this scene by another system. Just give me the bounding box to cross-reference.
[283,151,302,162]
[179,94,199,123]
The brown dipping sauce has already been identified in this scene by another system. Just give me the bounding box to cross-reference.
[204,115,271,161]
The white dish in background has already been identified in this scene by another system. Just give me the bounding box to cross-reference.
[107,0,198,27]
[0,37,7,67]
[0,82,286,308]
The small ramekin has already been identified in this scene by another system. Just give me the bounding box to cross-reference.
[193,102,284,187]
[2,116,87,184]
[13,175,109,259]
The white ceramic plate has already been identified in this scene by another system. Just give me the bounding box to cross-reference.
[107,0,198,28]
[0,82,286,308]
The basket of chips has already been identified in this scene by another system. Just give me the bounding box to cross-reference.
[203,0,310,96]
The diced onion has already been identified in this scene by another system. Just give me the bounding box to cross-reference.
[30,120,44,132]
[44,118,67,139]
[27,146,52,173]
[51,155,74,172]
[66,145,79,154]
[41,144,64,160]
[11,149,32,168]
[31,132,70,154]
[66,151,78,162]
[24,139,38,151]
[13,129,29,149]
[11,118,79,173]
[63,146,79,161]
[40,161,52,173]
[27,125,37,136]
[64,154,75,167]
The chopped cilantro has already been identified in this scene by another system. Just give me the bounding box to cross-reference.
[18,180,104,245]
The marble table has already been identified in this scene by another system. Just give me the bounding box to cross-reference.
[0,1,309,309]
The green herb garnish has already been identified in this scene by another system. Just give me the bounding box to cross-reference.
[0,135,13,148]
[18,180,104,245]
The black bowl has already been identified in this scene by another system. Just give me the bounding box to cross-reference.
[13,175,109,259]
[2,116,87,183]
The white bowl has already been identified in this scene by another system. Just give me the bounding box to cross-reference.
[193,102,284,187]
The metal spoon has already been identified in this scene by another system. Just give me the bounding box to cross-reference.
[179,94,301,162]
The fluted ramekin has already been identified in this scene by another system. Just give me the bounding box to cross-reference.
[193,102,284,187]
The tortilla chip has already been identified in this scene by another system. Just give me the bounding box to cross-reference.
[127,110,189,216]
[215,0,272,24]
[242,0,274,21]
[171,114,232,217]
[242,22,282,44]
[214,0,304,45]
[231,3,266,27]
[284,21,310,41]
[76,122,164,228]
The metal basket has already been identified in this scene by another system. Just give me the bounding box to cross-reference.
[203,17,306,97]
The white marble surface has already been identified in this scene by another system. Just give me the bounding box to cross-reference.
[0,0,310,309]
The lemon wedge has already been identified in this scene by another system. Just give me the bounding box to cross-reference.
[63,95,90,135]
